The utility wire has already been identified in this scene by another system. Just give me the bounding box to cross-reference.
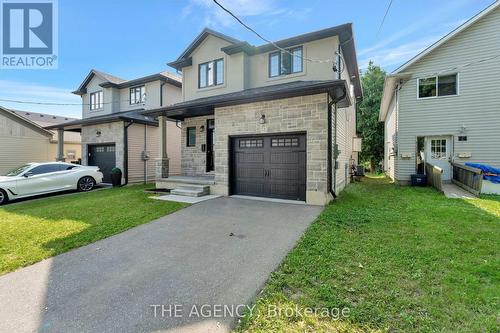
[377,0,394,37]
[212,0,341,64]
[1,53,499,107]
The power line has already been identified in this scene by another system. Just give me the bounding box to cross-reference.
[377,0,394,37]
[0,97,147,107]
[212,0,340,64]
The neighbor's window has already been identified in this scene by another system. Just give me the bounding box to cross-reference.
[199,59,224,88]
[431,139,447,159]
[187,127,196,147]
[90,91,103,110]
[418,74,457,98]
[130,86,146,104]
[269,46,303,78]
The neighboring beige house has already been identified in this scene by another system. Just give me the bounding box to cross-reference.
[11,110,82,163]
[0,107,81,175]
[146,25,363,205]
[379,1,500,184]
[47,70,182,184]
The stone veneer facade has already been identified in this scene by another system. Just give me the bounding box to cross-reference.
[180,115,214,176]
[81,121,125,184]
[177,93,331,205]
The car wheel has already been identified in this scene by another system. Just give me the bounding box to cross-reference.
[0,189,8,205]
[78,176,96,192]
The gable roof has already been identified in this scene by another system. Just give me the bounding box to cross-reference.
[393,1,500,74]
[11,110,81,142]
[73,69,182,95]
[379,1,500,122]
[168,24,362,100]
[168,28,241,70]
[0,106,54,138]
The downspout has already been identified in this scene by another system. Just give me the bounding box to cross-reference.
[160,81,165,107]
[327,44,345,199]
[144,124,147,184]
[122,121,133,186]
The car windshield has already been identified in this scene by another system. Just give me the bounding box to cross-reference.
[5,164,32,176]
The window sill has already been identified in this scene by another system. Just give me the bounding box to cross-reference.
[267,71,306,83]
[198,84,226,93]
[417,94,459,100]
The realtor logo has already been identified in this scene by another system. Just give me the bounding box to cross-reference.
[1,0,58,69]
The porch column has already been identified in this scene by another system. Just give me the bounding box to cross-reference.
[155,115,169,179]
[56,129,65,162]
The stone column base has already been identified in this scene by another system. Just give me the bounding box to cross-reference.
[155,158,169,179]
[56,157,66,162]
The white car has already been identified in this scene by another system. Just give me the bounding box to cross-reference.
[0,162,104,205]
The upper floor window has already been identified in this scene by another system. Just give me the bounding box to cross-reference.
[130,86,146,105]
[199,59,224,88]
[418,74,458,99]
[269,46,303,78]
[90,91,103,110]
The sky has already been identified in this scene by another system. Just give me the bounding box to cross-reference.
[0,0,495,118]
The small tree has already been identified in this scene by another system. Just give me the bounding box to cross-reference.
[357,61,386,171]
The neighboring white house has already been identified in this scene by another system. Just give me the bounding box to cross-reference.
[0,107,81,175]
[47,70,183,184]
[146,25,363,205]
[379,1,500,184]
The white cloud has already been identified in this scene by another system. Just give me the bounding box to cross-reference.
[181,0,296,28]
[359,36,441,70]
[0,80,81,118]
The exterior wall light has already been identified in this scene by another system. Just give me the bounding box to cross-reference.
[96,130,101,137]
[259,114,266,124]
[200,125,205,132]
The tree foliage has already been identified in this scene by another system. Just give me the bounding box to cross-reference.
[357,61,386,170]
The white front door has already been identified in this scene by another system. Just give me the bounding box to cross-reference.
[426,136,451,180]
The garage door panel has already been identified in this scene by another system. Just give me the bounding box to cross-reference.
[234,182,266,196]
[237,152,265,164]
[232,134,306,201]
[88,144,116,183]
[270,151,300,164]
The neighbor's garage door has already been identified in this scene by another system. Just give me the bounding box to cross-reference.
[88,144,116,183]
[231,134,306,201]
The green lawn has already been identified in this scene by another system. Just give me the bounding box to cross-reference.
[0,185,187,275]
[238,177,499,333]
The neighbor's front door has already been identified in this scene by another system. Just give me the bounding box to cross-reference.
[426,136,451,181]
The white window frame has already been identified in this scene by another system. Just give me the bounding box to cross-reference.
[89,91,104,110]
[417,73,459,100]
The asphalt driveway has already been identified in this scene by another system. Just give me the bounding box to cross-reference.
[0,197,322,333]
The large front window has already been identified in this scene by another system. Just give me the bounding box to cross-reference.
[130,86,146,105]
[418,74,457,98]
[90,91,103,110]
[269,46,303,78]
[199,59,224,88]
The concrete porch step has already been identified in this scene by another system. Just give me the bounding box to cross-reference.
[171,185,210,197]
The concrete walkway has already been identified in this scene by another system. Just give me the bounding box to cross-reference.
[0,197,322,333]
[442,183,476,199]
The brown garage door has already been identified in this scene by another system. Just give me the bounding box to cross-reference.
[231,134,306,201]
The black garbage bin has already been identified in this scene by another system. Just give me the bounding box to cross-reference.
[411,174,427,186]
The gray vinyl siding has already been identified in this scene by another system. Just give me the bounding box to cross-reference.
[395,5,500,183]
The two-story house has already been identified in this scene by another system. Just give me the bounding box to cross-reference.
[379,1,500,185]
[47,70,183,184]
[146,24,363,205]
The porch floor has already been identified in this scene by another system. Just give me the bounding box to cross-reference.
[442,183,476,199]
